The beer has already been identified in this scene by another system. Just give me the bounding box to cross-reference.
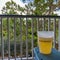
[38,31,54,54]
[38,37,53,54]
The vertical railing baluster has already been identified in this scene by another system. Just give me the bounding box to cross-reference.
[31,18,34,60]
[7,17,10,60]
[58,18,60,51]
[37,18,39,31]
[26,18,28,60]
[40,19,42,31]
[42,18,45,31]
[53,18,56,48]
[20,18,22,60]
[48,18,50,31]
[14,18,16,60]
[0,17,2,59]
[1,18,4,60]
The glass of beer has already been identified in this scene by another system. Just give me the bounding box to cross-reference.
[38,31,54,54]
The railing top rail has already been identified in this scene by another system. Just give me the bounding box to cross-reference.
[0,15,60,18]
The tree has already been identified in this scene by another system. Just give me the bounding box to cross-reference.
[33,0,57,15]
[47,0,57,15]
[1,0,24,14]
[33,0,47,15]
[24,2,34,15]
[21,0,58,15]
[57,0,60,8]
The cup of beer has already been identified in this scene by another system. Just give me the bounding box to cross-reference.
[38,31,54,54]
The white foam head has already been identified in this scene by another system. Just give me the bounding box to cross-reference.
[38,31,54,38]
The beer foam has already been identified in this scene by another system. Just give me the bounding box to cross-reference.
[38,31,54,38]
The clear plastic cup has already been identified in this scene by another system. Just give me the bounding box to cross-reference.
[38,31,54,54]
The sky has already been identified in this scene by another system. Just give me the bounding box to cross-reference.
[0,0,26,14]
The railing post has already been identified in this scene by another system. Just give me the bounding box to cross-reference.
[31,18,34,60]
[53,18,56,48]
[26,18,28,60]
[58,19,60,51]
[7,18,10,60]
[37,18,39,31]
[20,18,23,60]
[14,18,16,60]
[1,18,4,60]
[48,18,50,31]
[42,18,45,31]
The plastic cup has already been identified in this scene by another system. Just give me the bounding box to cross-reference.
[38,31,54,54]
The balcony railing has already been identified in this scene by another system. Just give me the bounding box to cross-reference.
[0,15,60,60]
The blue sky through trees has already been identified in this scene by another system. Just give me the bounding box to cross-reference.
[20,0,33,3]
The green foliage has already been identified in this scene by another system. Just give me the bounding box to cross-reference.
[34,0,47,15]
[2,0,24,14]
[0,0,59,56]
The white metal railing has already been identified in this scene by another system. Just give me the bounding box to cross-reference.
[0,15,60,60]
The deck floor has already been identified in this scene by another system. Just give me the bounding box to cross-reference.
[0,57,33,60]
